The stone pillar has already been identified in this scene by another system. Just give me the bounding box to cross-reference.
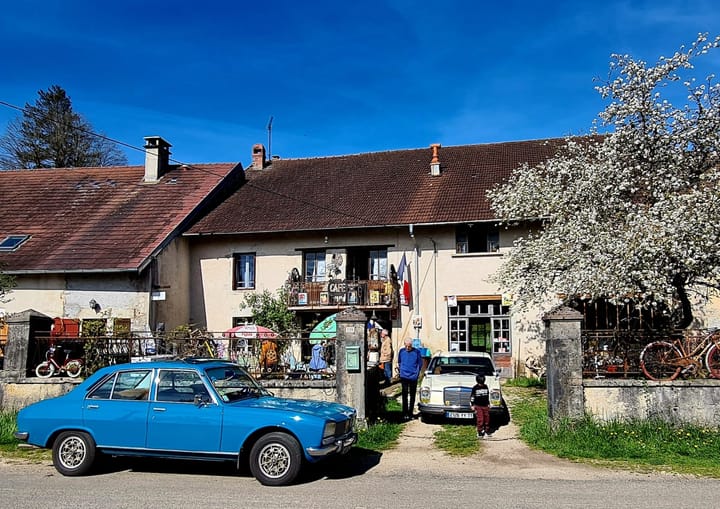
[543,306,584,425]
[335,307,367,425]
[1,309,52,381]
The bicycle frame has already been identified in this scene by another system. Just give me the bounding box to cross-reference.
[673,330,719,369]
[640,329,720,380]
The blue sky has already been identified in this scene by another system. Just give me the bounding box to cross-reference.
[1,0,719,167]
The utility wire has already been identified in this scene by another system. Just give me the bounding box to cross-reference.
[0,98,394,228]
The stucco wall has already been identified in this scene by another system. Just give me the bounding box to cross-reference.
[186,223,542,373]
[583,379,720,426]
[3,273,152,332]
[154,237,192,331]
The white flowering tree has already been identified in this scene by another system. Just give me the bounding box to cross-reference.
[488,34,720,329]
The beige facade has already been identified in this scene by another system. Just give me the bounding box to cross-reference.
[1,236,196,335]
[2,272,153,333]
[186,223,545,376]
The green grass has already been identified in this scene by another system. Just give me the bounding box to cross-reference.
[508,384,720,477]
[356,397,404,451]
[0,410,18,445]
[434,425,480,456]
[504,376,546,389]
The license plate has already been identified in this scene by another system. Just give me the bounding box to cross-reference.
[446,411,474,419]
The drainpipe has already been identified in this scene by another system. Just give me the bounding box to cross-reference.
[410,224,421,340]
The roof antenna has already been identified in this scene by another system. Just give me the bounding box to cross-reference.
[267,116,273,161]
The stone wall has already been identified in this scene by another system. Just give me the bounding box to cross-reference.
[545,306,720,427]
[583,378,720,425]
[0,379,80,410]
[1,378,340,410]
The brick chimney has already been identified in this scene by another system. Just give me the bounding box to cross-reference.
[430,143,441,176]
[252,144,266,170]
[143,136,172,183]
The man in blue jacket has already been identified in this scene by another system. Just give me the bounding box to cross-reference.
[397,337,423,420]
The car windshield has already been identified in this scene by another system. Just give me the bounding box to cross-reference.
[428,356,496,376]
[205,365,270,402]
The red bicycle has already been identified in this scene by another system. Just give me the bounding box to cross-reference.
[35,344,84,378]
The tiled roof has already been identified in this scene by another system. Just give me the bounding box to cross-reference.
[0,163,241,273]
[188,138,565,235]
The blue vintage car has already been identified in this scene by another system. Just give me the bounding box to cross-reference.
[14,358,357,486]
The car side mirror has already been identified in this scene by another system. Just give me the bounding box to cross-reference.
[194,394,210,406]
[495,369,501,377]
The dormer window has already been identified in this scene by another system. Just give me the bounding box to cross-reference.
[0,235,29,251]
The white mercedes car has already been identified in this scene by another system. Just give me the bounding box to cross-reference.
[418,351,509,426]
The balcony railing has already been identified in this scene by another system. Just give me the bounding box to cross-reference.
[286,279,399,310]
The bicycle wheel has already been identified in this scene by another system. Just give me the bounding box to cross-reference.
[35,361,56,378]
[640,341,682,381]
[65,360,84,378]
[705,344,720,379]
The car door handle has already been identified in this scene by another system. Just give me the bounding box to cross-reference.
[86,404,99,409]
[152,407,167,412]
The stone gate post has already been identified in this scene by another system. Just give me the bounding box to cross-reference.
[543,306,584,425]
[2,309,52,381]
[334,307,367,424]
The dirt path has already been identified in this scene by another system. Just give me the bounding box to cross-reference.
[373,387,655,480]
[373,418,641,479]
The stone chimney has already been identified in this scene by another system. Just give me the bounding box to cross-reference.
[143,136,172,183]
[430,143,441,176]
[252,144,266,170]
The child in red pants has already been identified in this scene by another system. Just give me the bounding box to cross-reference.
[470,374,491,438]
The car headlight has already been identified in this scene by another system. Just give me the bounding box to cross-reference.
[419,386,431,403]
[322,421,336,445]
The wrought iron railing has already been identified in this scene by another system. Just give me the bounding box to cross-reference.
[286,279,399,309]
[581,329,684,378]
[30,334,338,381]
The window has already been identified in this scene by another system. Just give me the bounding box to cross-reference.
[369,249,388,280]
[304,250,326,282]
[448,298,510,353]
[0,235,29,251]
[455,224,499,253]
[233,253,255,289]
[157,370,208,403]
[88,370,152,400]
[492,317,511,354]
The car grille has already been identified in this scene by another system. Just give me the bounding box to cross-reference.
[443,387,472,406]
[335,416,355,436]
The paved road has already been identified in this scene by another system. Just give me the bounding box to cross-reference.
[2,416,718,509]
[0,453,716,509]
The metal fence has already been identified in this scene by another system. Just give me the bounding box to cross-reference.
[30,334,337,380]
[581,329,685,379]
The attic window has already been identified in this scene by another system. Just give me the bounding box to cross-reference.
[0,235,29,251]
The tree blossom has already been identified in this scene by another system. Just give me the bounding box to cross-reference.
[488,34,720,327]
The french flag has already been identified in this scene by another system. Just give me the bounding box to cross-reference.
[397,254,411,306]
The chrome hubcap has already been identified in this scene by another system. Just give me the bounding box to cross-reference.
[258,443,290,478]
[59,436,86,469]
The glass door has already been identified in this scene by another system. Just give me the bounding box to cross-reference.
[449,318,468,351]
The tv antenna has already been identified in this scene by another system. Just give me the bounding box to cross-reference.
[267,116,273,161]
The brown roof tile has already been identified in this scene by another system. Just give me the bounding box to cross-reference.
[188,138,565,235]
[0,163,242,273]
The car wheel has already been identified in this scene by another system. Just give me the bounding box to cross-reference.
[249,432,302,486]
[52,431,96,476]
